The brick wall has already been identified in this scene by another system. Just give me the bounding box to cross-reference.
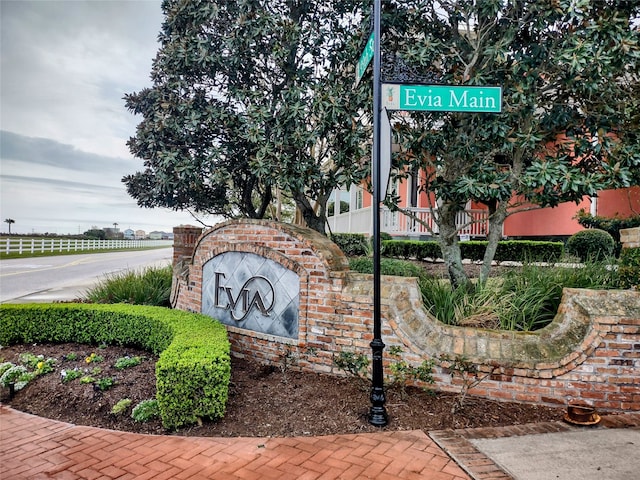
[173,220,640,412]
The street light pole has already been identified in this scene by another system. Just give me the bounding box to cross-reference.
[368,0,387,427]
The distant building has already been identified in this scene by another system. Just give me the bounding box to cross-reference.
[123,229,135,240]
[149,231,163,240]
[135,230,147,240]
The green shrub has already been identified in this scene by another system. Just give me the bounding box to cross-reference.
[380,239,563,262]
[576,210,640,254]
[349,257,427,279]
[331,233,369,257]
[84,265,173,306]
[382,240,441,260]
[619,247,640,290]
[0,303,230,430]
[132,399,160,422]
[111,398,132,415]
[566,229,615,261]
[459,240,564,262]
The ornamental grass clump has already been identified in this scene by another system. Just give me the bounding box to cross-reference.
[84,265,172,306]
[420,261,620,331]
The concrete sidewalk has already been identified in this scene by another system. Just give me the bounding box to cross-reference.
[1,405,638,479]
[430,413,640,480]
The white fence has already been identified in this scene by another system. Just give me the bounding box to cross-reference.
[1,238,173,255]
[327,206,493,237]
[382,207,490,237]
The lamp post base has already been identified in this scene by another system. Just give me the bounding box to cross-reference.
[368,405,388,427]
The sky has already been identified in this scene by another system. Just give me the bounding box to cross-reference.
[1,0,211,235]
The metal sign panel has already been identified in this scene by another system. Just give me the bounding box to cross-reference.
[382,84,502,113]
[202,252,299,338]
[355,32,375,87]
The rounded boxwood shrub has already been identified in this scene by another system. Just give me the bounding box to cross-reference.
[566,229,615,261]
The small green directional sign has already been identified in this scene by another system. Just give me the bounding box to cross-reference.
[355,32,375,87]
[382,84,502,113]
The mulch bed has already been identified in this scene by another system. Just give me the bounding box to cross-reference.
[1,342,566,437]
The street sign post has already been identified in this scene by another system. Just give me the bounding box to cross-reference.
[365,1,502,429]
[380,108,392,201]
[368,0,387,427]
[382,84,502,113]
[355,32,375,87]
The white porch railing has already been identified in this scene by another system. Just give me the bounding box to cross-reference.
[327,206,492,238]
[1,238,173,255]
[327,208,373,236]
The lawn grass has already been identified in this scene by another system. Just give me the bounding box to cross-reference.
[0,245,169,260]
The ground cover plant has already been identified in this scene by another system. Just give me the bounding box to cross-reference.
[0,342,566,437]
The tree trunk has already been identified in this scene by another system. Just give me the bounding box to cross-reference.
[292,191,328,235]
[479,201,509,285]
[241,178,272,219]
[437,201,471,290]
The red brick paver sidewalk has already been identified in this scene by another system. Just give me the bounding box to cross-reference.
[0,406,470,480]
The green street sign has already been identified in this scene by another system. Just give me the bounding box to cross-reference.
[355,32,375,87]
[382,84,502,113]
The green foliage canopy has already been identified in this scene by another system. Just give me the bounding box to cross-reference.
[383,0,640,286]
[124,0,372,232]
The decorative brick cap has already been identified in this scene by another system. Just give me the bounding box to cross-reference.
[199,219,349,272]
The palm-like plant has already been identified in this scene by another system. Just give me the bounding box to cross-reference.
[4,218,15,234]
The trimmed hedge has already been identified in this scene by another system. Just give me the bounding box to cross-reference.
[576,210,640,255]
[349,257,428,279]
[382,240,441,260]
[330,233,369,257]
[381,239,563,262]
[0,303,230,430]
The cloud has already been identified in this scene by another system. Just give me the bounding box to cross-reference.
[1,130,133,174]
[0,174,120,195]
[0,1,213,234]
[0,0,163,158]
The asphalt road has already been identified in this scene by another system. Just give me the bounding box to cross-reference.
[0,248,173,303]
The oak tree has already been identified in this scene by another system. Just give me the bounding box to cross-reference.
[385,0,640,287]
[124,0,371,233]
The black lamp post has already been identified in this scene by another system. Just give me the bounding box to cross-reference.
[368,0,388,427]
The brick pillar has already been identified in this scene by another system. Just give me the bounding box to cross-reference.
[172,225,202,268]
